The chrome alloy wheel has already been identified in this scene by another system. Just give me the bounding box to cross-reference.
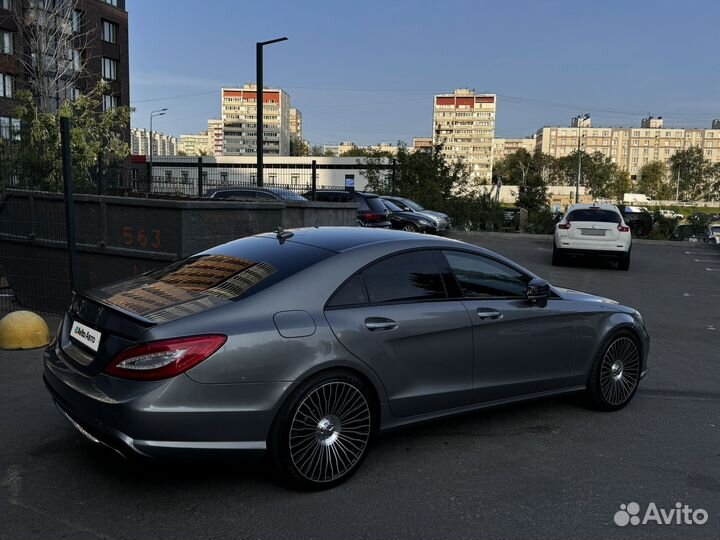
[289,381,371,483]
[600,337,640,405]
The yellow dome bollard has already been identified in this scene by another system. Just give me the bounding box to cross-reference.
[0,311,51,350]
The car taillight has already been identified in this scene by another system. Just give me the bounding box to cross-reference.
[618,224,630,232]
[558,223,571,229]
[365,212,385,222]
[105,335,227,381]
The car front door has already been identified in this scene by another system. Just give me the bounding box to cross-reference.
[440,250,576,403]
[324,250,474,417]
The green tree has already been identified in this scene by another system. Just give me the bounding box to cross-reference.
[290,138,309,156]
[670,147,713,201]
[4,81,132,193]
[493,149,550,214]
[637,161,673,200]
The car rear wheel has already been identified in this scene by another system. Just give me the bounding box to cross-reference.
[586,332,641,411]
[269,371,373,490]
[551,244,565,266]
[618,251,631,271]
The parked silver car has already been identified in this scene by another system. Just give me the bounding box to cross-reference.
[44,227,649,489]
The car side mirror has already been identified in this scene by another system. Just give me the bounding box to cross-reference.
[527,278,550,306]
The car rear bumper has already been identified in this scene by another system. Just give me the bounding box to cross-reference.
[360,220,392,228]
[43,344,288,459]
[556,237,630,254]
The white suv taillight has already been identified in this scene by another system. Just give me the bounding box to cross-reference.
[105,335,226,381]
[617,224,630,232]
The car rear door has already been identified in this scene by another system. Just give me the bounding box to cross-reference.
[440,250,575,403]
[324,250,474,417]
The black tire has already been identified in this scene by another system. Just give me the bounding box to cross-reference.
[586,331,641,411]
[269,370,374,490]
[618,250,630,271]
[551,244,564,266]
[401,223,419,232]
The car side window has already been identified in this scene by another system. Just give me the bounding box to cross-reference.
[327,275,368,308]
[443,251,529,298]
[361,251,446,303]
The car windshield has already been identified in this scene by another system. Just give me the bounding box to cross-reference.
[401,199,425,211]
[567,209,621,223]
[382,199,403,212]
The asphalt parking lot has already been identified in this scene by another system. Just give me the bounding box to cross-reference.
[1,233,719,540]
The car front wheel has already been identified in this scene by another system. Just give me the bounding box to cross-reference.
[402,223,419,232]
[586,332,641,411]
[269,371,373,490]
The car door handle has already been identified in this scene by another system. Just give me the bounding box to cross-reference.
[364,317,399,331]
[476,309,503,321]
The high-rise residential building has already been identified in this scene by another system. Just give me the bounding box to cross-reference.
[221,84,290,156]
[178,132,211,156]
[492,138,536,162]
[535,116,720,179]
[290,107,302,142]
[433,89,496,182]
[131,128,177,157]
[0,0,129,139]
[207,119,223,156]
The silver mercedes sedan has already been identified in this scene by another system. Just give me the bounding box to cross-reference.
[44,227,649,489]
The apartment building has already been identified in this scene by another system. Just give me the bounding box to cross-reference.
[178,132,211,156]
[221,84,290,156]
[536,116,720,179]
[290,107,302,142]
[207,119,223,156]
[131,127,177,157]
[0,0,129,139]
[433,89,496,181]
[492,137,536,162]
[412,137,433,152]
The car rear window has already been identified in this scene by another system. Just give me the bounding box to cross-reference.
[365,197,387,213]
[85,237,334,323]
[567,209,621,223]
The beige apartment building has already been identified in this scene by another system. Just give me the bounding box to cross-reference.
[492,138,536,162]
[178,132,211,156]
[290,108,303,142]
[222,84,291,156]
[433,89,496,182]
[207,119,224,156]
[412,137,433,152]
[536,116,720,179]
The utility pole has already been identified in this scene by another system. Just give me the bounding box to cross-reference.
[676,169,680,202]
[256,37,288,187]
[149,108,168,188]
[574,114,589,203]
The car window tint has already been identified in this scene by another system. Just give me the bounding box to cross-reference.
[365,197,387,213]
[567,209,620,223]
[327,275,368,308]
[255,191,276,200]
[214,191,241,199]
[362,251,446,303]
[355,196,370,211]
[443,251,529,298]
[382,199,403,212]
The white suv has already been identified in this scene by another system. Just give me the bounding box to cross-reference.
[553,203,632,270]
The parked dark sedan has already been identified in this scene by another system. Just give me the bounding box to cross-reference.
[44,228,649,490]
[206,187,307,201]
[307,190,391,228]
[621,206,653,237]
[381,196,451,232]
[381,199,439,233]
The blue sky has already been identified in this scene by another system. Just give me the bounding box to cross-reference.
[129,0,720,145]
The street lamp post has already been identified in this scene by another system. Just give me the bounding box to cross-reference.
[574,114,589,203]
[149,108,168,187]
[256,37,287,187]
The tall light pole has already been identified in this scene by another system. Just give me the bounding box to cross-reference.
[149,108,168,185]
[256,37,287,187]
[574,113,589,203]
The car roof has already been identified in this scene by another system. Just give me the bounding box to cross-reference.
[314,190,379,198]
[568,203,620,212]
[256,226,459,253]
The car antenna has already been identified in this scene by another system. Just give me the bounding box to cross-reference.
[276,226,294,244]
